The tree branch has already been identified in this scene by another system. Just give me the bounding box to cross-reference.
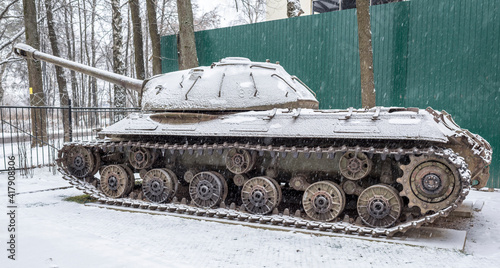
[0,13,47,51]
[0,0,20,21]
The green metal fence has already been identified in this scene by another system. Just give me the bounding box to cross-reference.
[161,0,500,188]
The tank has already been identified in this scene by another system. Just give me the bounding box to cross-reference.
[14,43,492,235]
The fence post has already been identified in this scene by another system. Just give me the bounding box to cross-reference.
[68,99,72,142]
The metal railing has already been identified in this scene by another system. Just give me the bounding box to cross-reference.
[0,101,140,175]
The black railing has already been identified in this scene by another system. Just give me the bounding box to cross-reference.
[0,102,140,174]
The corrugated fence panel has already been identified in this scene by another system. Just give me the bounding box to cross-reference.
[371,2,410,107]
[160,34,178,73]
[160,0,499,187]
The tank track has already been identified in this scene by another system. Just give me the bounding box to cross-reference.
[58,141,471,238]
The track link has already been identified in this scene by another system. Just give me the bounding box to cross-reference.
[58,141,471,238]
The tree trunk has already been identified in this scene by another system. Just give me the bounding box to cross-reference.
[111,0,126,114]
[77,0,86,108]
[176,0,198,70]
[129,0,145,80]
[125,9,131,77]
[82,0,90,109]
[146,0,162,75]
[64,0,79,107]
[0,61,7,104]
[22,0,47,147]
[45,0,71,141]
[356,0,376,108]
[90,0,97,108]
[144,19,149,77]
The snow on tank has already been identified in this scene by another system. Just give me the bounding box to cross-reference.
[141,57,319,111]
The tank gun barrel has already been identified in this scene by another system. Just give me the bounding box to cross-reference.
[14,43,143,93]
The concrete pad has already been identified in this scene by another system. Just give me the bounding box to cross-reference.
[451,201,473,218]
[399,227,467,251]
[86,203,467,251]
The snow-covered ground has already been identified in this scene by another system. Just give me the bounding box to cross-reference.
[1,167,499,268]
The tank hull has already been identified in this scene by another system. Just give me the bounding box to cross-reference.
[97,106,490,189]
[57,106,491,233]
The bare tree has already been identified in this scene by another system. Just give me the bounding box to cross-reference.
[45,0,70,141]
[146,0,162,75]
[63,0,79,107]
[193,7,220,31]
[2,0,223,109]
[90,0,97,108]
[77,0,87,107]
[129,0,145,80]
[0,0,19,21]
[234,0,266,24]
[22,0,47,146]
[356,0,375,108]
[0,58,8,103]
[176,0,198,70]
[0,0,20,103]
[111,0,126,110]
[0,0,22,51]
[287,0,304,18]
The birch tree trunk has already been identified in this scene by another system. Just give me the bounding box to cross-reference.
[22,0,47,147]
[177,0,198,70]
[146,0,162,75]
[356,0,376,108]
[111,0,126,113]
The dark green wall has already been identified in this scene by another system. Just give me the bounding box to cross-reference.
[161,0,500,188]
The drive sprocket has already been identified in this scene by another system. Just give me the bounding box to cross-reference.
[397,151,462,214]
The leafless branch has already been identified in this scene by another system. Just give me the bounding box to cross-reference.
[0,0,20,21]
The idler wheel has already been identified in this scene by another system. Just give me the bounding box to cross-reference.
[357,184,402,228]
[100,165,132,198]
[60,145,95,178]
[142,169,178,203]
[225,148,255,174]
[398,154,461,214]
[339,151,372,181]
[189,171,227,208]
[241,176,281,215]
[302,181,345,222]
[128,147,155,170]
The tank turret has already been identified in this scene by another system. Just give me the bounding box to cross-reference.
[14,44,318,111]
